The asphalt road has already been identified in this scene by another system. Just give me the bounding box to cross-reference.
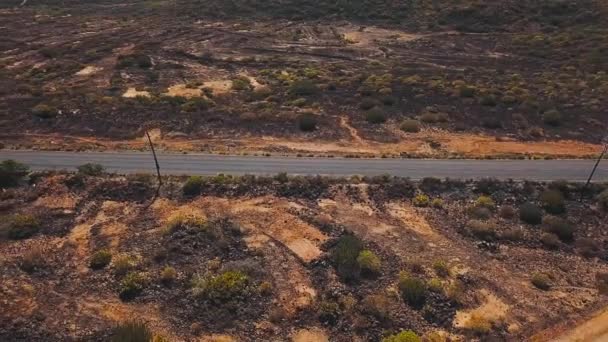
[1,150,607,181]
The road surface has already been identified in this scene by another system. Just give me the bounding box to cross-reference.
[1,150,607,181]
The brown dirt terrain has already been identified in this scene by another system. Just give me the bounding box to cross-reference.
[1,1,607,158]
[1,170,608,341]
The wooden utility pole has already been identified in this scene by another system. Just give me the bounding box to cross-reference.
[145,130,162,207]
[581,143,608,201]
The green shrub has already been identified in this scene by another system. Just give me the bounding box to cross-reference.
[32,104,57,119]
[432,260,449,278]
[90,249,112,270]
[479,95,497,106]
[331,234,363,281]
[540,232,560,249]
[361,294,390,319]
[382,330,421,342]
[596,272,608,295]
[289,79,318,96]
[117,53,151,69]
[111,321,152,342]
[162,214,206,236]
[297,113,317,132]
[431,198,444,209]
[258,281,273,295]
[413,194,430,207]
[427,278,443,293]
[181,98,213,112]
[540,189,565,214]
[498,205,516,219]
[231,76,252,91]
[398,272,426,309]
[357,250,381,275]
[3,214,40,240]
[519,202,542,224]
[419,111,439,123]
[119,272,148,300]
[365,108,387,124]
[543,216,574,242]
[182,176,203,196]
[475,196,495,210]
[360,97,378,110]
[113,255,137,276]
[542,109,561,126]
[77,163,105,176]
[19,246,45,273]
[400,119,421,133]
[458,86,475,98]
[467,206,492,220]
[467,220,496,241]
[191,270,249,301]
[598,190,608,211]
[160,266,177,285]
[501,228,525,241]
[317,300,340,323]
[0,160,29,187]
[531,273,551,290]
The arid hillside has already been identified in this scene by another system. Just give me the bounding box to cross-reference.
[1,0,607,157]
[1,161,608,341]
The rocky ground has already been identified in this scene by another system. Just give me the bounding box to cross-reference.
[1,164,608,341]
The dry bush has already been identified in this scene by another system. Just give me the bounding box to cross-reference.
[361,294,390,320]
[498,205,516,219]
[398,272,426,309]
[90,249,112,270]
[531,273,551,290]
[519,202,542,224]
[19,246,46,273]
[467,220,496,241]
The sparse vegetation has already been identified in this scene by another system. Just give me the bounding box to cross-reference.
[90,250,112,270]
[398,272,426,309]
[475,195,495,210]
[191,270,250,302]
[0,160,29,187]
[542,109,562,126]
[182,176,203,196]
[467,220,496,241]
[540,189,566,214]
[119,272,148,300]
[19,247,46,273]
[357,250,381,275]
[413,194,430,207]
[113,255,137,276]
[531,273,551,290]
[400,119,421,133]
[432,260,449,278]
[77,163,105,176]
[111,321,153,342]
[520,202,543,225]
[1,214,40,240]
[297,113,317,132]
[543,216,574,242]
[361,294,390,319]
[160,266,177,285]
[382,330,421,342]
[332,234,363,281]
[32,104,57,119]
[599,190,608,211]
[365,108,387,124]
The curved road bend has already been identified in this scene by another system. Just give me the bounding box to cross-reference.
[1,150,607,181]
